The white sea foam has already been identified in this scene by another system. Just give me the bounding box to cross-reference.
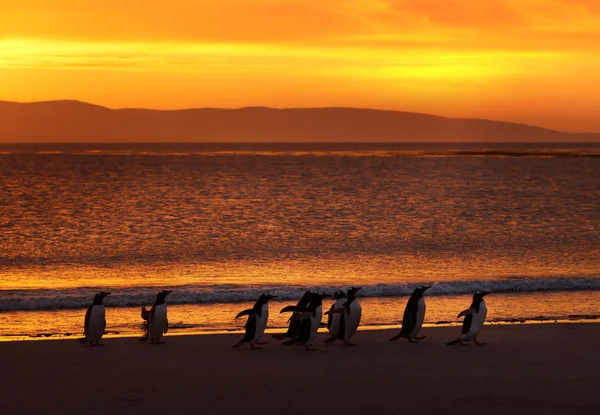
[1,277,599,311]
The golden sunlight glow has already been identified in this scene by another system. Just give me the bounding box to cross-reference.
[1,0,600,131]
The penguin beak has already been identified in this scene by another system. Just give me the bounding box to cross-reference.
[164,290,173,296]
[268,294,277,300]
[481,291,491,296]
[423,285,432,291]
[101,292,111,297]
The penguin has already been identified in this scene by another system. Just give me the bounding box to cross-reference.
[389,285,431,343]
[79,291,111,346]
[279,292,328,351]
[447,291,490,346]
[272,290,313,341]
[324,287,362,346]
[233,293,277,349]
[139,290,172,344]
[327,290,347,338]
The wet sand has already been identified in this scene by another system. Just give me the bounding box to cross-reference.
[2,323,599,414]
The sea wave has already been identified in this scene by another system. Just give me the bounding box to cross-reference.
[1,277,599,311]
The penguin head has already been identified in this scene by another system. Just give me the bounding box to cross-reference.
[310,292,329,306]
[155,290,172,304]
[93,292,110,305]
[473,291,490,302]
[347,287,361,300]
[333,290,347,300]
[414,285,432,297]
[258,293,277,304]
[297,291,313,306]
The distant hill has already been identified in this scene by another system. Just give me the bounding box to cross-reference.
[0,100,598,142]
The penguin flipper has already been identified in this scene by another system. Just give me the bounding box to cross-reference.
[141,307,150,321]
[458,308,474,318]
[289,312,312,320]
[235,309,255,319]
[280,305,310,314]
[324,308,344,315]
[164,317,168,334]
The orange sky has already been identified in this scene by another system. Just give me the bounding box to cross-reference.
[1,0,599,132]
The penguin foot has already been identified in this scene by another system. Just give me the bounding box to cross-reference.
[305,345,317,352]
[343,341,356,346]
[255,341,268,345]
[250,344,263,350]
[446,339,465,346]
[414,336,427,341]
[474,340,487,346]
[78,338,88,344]
[324,336,337,345]
[232,341,244,349]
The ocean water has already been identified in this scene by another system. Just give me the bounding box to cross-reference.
[1,143,599,339]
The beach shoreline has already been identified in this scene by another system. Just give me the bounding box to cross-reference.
[2,317,600,343]
[2,323,599,414]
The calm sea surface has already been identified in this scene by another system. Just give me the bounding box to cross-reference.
[1,143,599,339]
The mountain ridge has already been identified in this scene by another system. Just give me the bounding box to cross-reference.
[1,100,598,142]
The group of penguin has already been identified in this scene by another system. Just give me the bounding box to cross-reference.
[79,289,172,346]
[79,285,490,349]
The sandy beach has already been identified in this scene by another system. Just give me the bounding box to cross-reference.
[1,323,598,414]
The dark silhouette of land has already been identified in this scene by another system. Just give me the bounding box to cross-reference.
[1,100,599,142]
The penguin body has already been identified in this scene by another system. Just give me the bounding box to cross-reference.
[148,303,168,343]
[273,290,313,341]
[389,286,431,342]
[80,292,110,346]
[251,302,269,344]
[280,292,327,351]
[234,293,277,349]
[327,290,347,337]
[448,291,490,345]
[460,299,487,341]
[87,305,106,343]
[307,304,323,344]
[342,297,362,342]
[140,290,172,344]
[325,287,361,345]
